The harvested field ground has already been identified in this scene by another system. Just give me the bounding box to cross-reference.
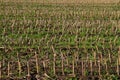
[0,1,120,80]
[1,0,120,3]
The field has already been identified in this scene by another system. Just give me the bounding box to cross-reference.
[0,1,120,80]
[1,0,120,3]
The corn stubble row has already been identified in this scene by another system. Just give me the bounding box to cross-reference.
[0,2,120,79]
[1,0,120,3]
